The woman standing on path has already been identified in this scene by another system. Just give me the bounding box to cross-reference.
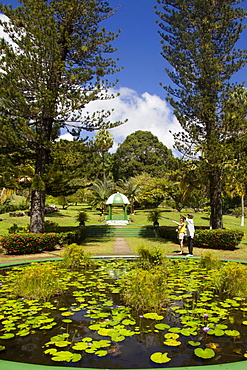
[172,216,186,255]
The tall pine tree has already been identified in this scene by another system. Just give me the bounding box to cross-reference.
[0,0,122,233]
[156,0,247,228]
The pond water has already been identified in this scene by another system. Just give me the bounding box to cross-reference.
[0,258,247,368]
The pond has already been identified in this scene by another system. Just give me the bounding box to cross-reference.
[1,257,247,368]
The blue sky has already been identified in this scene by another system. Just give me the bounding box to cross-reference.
[1,0,247,154]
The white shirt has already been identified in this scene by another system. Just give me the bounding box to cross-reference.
[186,218,195,238]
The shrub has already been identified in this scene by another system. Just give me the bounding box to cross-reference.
[159,226,244,250]
[194,228,244,250]
[121,266,170,312]
[75,211,89,226]
[0,233,61,254]
[212,261,247,296]
[137,245,165,267]
[44,220,59,232]
[61,243,91,270]
[10,262,66,301]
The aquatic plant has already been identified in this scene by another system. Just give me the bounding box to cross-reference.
[121,265,171,312]
[9,262,67,301]
[61,243,92,270]
[137,245,166,267]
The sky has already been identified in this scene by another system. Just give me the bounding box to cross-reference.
[1,0,247,155]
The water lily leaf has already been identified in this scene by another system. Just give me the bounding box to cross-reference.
[72,342,88,351]
[242,321,247,325]
[0,345,5,351]
[16,329,30,337]
[155,323,170,330]
[214,329,225,336]
[164,333,179,340]
[60,311,74,316]
[143,313,163,320]
[95,350,108,357]
[62,319,72,324]
[188,341,200,347]
[194,348,215,359]
[225,330,240,337]
[44,348,57,355]
[163,339,181,346]
[150,352,171,363]
[181,328,192,336]
[51,350,74,362]
[0,333,15,339]
[72,353,82,362]
[122,319,136,326]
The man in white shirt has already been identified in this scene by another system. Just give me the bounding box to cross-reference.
[181,214,195,257]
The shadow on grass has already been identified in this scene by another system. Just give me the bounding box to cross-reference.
[45,213,69,218]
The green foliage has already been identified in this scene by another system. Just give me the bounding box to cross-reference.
[147,209,162,225]
[75,211,89,226]
[199,252,221,270]
[137,245,166,267]
[121,265,170,312]
[8,223,29,234]
[159,226,244,250]
[0,233,61,254]
[212,261,247,296]
[194,229,244,250]
[61,243,91,270]
[0,201,28,215]
[113,131,174,181]
[155,0,247,229]
[44,220,60,233]
[10,262,65,301]
[59,227,87,245]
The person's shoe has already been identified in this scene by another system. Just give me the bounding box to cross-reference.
[186,254,193,257]
[178,251,183,255]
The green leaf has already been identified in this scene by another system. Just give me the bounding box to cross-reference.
[194,348,215,359]
[150,352,171,363]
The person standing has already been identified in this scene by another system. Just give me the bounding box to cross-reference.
[181,214,195,257]
[172,216,186,254]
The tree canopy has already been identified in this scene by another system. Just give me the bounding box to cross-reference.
[0,0,123,232]
[156,0,247,228]
[113,130,174,181]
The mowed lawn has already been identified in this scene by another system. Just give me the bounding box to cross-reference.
[0,202,246,261]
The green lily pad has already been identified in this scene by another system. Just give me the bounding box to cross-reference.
[163,339,181,346]
[0,333,15,339]
[143,313,163,320]
[95,350,108,357]
[188,341,200,347]
[51,350,74,362]
[225,330,240,337]
[155,323,170,330]
[194,348,215,359]
[150,352,171,363]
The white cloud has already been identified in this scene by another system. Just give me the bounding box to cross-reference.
[82,87,181,155]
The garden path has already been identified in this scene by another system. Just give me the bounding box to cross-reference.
[113,237,135,256]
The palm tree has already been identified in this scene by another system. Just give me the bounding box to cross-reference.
[88,178,115,215]
[117,178,141,214]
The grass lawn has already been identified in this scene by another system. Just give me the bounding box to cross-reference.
[0,201,246,261]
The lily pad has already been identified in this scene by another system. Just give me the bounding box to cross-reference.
[194,348,215,359]
[150,352,171,363]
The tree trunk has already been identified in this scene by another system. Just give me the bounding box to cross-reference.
[209,167,223,229]
[30,144,49,233]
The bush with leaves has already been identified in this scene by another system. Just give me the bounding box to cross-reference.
[0,233,61,254]
[61,243,92,270]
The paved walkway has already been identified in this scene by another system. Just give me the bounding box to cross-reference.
[113,237,134,255]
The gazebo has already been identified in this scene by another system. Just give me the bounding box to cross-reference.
[105,192,130,225]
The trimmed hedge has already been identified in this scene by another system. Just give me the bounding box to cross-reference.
[0,226,87,255]
[159,226,244,250]
[0,233,61,255]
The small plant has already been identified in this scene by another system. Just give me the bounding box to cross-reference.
[75,210,89,226]
[121,266,170,312]
[199,252,221,270]
[11,262,66,301]
[137,245,165,266]
[147,209,162,227]
[44,220,59,232]
[61,243,92,270]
